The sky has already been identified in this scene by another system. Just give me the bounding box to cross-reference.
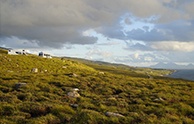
[1,0,194,67]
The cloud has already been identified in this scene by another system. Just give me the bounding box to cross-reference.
[163,51,194,63]
[97,41,120,46]
[96,24,127,40]
[119,18,194,43]
[1,0,101,48]
[113,52,169,65]
[124,41,153,51]
[151,41,194,52]
[1,0,194,50]
[0,37,39,49]
[134,53,139,59]
[86,47,112,58]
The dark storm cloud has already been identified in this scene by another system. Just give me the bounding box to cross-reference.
[0,0,101,48]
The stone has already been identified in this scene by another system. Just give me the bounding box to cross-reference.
[72,73,78,77]
[66,73,78,77]
[105,112,124,117]
[15,83,27,89]
[153,97,164,102]
[67,91,80,98]
[31,68,38,73]
[72,88,79,91]
[99,72,105,74]
[62,66,67,69]
[7,70,13,73]
[70,104,79,108]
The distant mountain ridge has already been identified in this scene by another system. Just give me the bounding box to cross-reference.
[150,62,194,69]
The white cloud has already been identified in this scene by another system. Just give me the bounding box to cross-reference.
[134,53,139,59]
[86,47,112,58]
[144,56,154,62]
[151,41,194,52]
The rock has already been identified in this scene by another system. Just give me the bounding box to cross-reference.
[99,72,105,74]
[153,97,164,102]
[31,68,38,73]
[7,70,13,73]
[159,97,164,101]
[66,73,78,77]
[105,112,125,117]
[72,88,79,91]
[15,83,27,89]
[70,104,79,108]
[67,91,80,98]
[62,66,67,69]
[72,73,78,77]
[147,74,153,79]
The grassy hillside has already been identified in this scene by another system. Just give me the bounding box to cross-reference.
[63,57,173,78]
[0,49,194,124]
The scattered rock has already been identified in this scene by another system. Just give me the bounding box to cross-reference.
[67,91,80,98]
[15,83,27,89]
[72,88,79,91]
[67,73,78,77]
[72,73,78,77]
[99,72,105,74]
[70,104,79,108]
[105,112,125,117]
[31,68,38,73]
[7,70,13,73]
[62,66,67,69]
[147,74,153,79]
[153,97,164,102]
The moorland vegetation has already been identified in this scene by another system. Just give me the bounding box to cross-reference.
[0,48,194,124]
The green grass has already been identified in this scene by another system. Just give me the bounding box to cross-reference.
[0,49,194,124]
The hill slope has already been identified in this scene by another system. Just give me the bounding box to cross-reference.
[0,50,194,124]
